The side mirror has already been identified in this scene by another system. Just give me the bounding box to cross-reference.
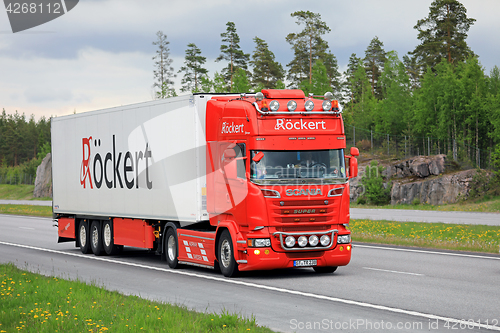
[350,147,359,157]
[252,151,264,162]
[349,156,358,179]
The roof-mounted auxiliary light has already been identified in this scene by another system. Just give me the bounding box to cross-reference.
[304,100,315,111]
[322,99,332,111]
[269,100,280,112]
[287,100,297,112]
[255,92,264,101]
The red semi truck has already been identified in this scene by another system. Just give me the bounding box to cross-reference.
[53,89,359,277]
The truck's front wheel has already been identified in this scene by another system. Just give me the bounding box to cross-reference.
[218,230,238,277]
[90,220,104,256]
[78,220,91,254]
[165,228,179,269]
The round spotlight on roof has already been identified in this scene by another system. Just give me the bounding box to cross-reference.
[322,100,332,111]
[324,92,334,101]
[269,100,280,112]
[287,100,297,112]
[304,100,315,111]
[255,92,264,101]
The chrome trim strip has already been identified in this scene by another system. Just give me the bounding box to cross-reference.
[179,234,215,241]
[236,260,248,264]
[237,240,246,244]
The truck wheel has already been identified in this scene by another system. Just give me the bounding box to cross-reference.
[313,266,338,274]
[103,220,120,255]
[165,228,179,269]
[218,230,238,277]
[90,220,104,256]
[78,220,91,254]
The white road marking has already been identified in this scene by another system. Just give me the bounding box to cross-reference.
[363,267,424,276]
[18,227,35,230]
[1,240,499,331]
[355,244,500,260]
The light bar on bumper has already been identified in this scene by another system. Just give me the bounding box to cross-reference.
[273,229,338,251]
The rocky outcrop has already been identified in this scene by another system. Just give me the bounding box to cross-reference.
[391,169,476,205]
[33,153,52,198]
[383,154,446,179]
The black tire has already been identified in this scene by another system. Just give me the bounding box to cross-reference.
[218,230,238,277]
[313,266,338,274]
[90,220,104,256]
[78,220,91,254]
[102,220,120,255]
[165,228,179,269]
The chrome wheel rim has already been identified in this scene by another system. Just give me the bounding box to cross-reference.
[167,235,176,262]
[80,225,86,247]
[220,239,231,268]
[103,224,111,247]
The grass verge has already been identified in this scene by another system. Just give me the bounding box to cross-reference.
[0,185,51,201]
[350,219,500,253]
[0,204,52,218]
[351,195,500,213]
[0,263,273,333]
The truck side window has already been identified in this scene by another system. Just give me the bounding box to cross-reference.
[234,143,246,179]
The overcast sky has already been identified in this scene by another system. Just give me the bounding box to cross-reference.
[1,0,499,119]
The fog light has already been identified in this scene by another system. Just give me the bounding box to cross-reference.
[320,235,330,246]
[285,236,295,247]
[347,245,351,251]
[339,246,344,251]
[309,235,319,247]
[298,236,308,247]
[254,249,260,255]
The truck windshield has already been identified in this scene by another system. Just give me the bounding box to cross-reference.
[250,149,346,185]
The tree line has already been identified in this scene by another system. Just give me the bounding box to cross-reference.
[152,0,500,168]
[0,109,51,183]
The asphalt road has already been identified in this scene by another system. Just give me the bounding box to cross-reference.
[1,214,499,332]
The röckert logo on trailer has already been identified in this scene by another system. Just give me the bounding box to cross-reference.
[3,0,79,33]
[80,135,154,190]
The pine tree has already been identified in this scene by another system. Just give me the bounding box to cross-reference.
[411,0,476,71]
[364,36,387,99]
[152,31,176,98]
[286,11,331,88]
[179,43,208,93]
[250,37,285,89]
[231,68,251,93]
[215,22,250,91]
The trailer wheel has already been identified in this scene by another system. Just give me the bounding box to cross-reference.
[165,228,179,269]
[103,220,120,255]
[313,266,338,274]
[90,220,104,256]
[78,220,91,254]
[218,230,238,277]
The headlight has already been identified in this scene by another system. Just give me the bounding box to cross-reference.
[337,235,351,244]
[309,235,319,247]
[249,238,271,247]
[270,100,280,111]
[320,235,330,246]
[287,100,297,111]
[304,100,315,111]
[322,100,332,111]
[285,236,295,247]
[297,235,308,247]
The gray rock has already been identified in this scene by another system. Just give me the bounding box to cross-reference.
[391,169,476,205]
[409,156,430,178]
[33,153,52,198]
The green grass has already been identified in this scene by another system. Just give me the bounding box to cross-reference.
[0,204,52,218]
[0,185,51,201]
[350,219,500,253]
[0,263,274,333]
[351,195,500,213]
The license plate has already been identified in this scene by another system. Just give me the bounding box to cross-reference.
[294,259,317,267]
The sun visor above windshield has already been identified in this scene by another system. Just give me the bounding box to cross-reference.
[261,89,305,99]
